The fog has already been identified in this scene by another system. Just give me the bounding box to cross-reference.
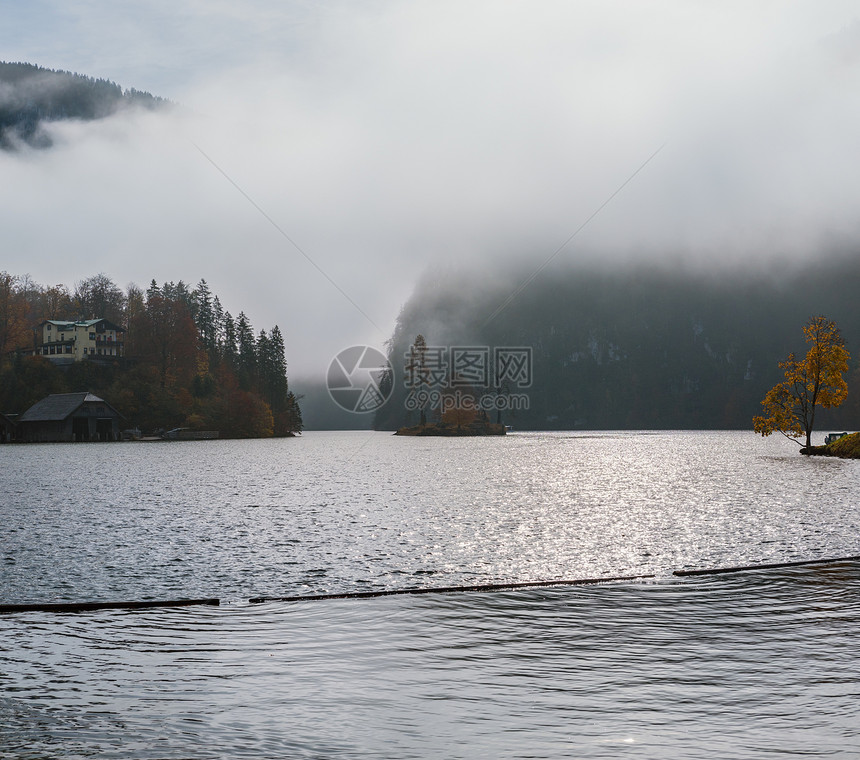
[2,1,859,380]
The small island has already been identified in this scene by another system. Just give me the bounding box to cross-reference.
[395,401,508,436]
[395,421,507,436]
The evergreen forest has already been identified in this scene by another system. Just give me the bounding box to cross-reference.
[0,61,166,150]
[375,254,860,432]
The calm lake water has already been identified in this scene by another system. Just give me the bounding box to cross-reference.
[1,431,859,758]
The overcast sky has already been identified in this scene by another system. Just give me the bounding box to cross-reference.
[2,1,860,379]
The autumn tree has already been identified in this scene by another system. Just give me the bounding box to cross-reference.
[13,274,44,333]
[124,283,146,356]
[208,367,274,438]
[73,273,125,322]
[41,284,74,320]
[441,400,478,431]
[753,316,850,451]
[139,282,199,390]
[0,272,29,359]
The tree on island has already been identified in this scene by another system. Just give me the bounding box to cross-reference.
[441,400,479,432]
[753,316,850,451]
[405,333,429,426]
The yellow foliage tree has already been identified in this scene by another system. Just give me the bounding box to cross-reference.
[441,402,479,431]
[753,316,850,451]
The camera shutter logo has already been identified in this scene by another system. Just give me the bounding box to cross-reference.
[327,345,393,413]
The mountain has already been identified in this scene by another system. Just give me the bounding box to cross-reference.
[0,61,166,149]
[375,253,860,431]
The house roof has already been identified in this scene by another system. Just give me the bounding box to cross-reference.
[41,319,125,331]
[18,392,122,422]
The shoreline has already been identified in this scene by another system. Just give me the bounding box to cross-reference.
[801,432,860,459]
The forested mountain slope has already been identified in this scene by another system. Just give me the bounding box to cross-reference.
[0,61,165,149]
[376,255,860,431]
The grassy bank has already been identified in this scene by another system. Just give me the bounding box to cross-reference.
[804,432,860,458]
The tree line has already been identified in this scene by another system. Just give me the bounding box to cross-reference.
[0,272,302,437]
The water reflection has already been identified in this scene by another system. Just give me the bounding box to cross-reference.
[2,432,859,606]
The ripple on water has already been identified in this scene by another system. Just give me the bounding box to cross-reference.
[1,432,859,757]
[2,432,860,604]
[1,565,859,759]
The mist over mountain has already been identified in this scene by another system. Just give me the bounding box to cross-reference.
[0,62,166,149]
[375,253,860,432]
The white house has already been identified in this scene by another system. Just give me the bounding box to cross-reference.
[23,318,125,363]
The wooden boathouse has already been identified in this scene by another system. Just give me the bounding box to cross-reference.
[16,393,123,442]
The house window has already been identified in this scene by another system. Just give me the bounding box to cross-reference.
[47,324,52,331]
[89,332,96,340]
[83,347,88,355]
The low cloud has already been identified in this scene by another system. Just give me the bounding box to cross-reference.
[2,1,860,377]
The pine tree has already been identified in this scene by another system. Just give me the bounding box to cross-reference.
[236,311,256,389]
[257,326,289,410]
[222,311,238,365]
[146,279,161,301]
[256,329,271,391]
[212,295,224,357]
[268,325,289,395]
[192,279,216,357]
[284,390,303,434]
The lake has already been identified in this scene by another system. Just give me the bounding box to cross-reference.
[1,431,859,757]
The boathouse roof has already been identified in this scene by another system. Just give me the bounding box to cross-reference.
[18,393,121,422]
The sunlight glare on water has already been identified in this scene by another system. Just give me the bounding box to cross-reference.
[1,431,859,604]
[1,431,859,757]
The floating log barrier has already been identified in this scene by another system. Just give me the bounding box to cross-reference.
[5,557,859,614]
[0,598,220,615]
[673,555,860,577]
[248,574,656,604]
